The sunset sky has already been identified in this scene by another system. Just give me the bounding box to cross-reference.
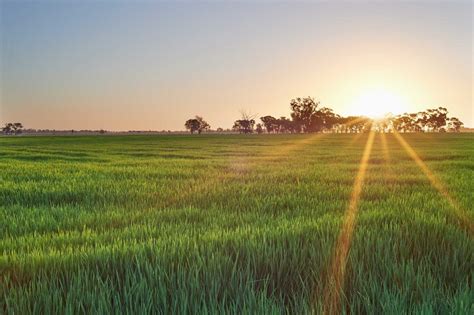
[1,1,472,130]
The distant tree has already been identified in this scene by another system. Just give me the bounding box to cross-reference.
[255,123,263,134]
[195,116,210,134]
[185,119,200,134]
[407,113,422,132]
[2,123,12,135]
[334,116,368,133]
[427,107,448,132]
[13,123,23,134]
[309,107,339,132]
[216,127,224,132]
[2,122,23,135]
[260,115,278,133]
[185,116,210,134]
[276,116,294,133]
[290,97,319,132]
[447,117,463,132]
[392,114,413,132]
[233,119,255,134]
[233,111,256,134]
[389,107,455,133]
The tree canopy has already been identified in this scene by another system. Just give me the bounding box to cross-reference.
[184,116,210,134]
[185,100,463,134]
[2,123,23,135]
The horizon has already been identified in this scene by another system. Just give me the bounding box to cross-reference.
[1,1,472,130]
[2,2,474,312]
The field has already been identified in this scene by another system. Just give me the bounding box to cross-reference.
[1,133,473,314]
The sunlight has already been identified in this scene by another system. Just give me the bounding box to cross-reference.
[321,131,375,314]
[393,131,473,235]
[380,132,391,164]
[349,88,410,119]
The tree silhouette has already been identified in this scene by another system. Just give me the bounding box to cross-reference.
[389,107,462,133]
[185,116,210,134]
[233,119,255,134]
[290,97,319,132]
[195,116,210,134]
[185,119,200,134]
[2,123,12,135]
[447,117,463,132]
[427,107,448,132]
[2,122,23,135]
[233,111,256,134]
[260,115,278,133]
[309,107,339,132]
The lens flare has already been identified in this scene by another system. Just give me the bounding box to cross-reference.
[349,88,410,118]
[321,131,375,314]
[393,131,473,235]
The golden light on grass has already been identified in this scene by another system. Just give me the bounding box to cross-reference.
[321,130,375,314]
[380,132,391,164]
[183,133,327,208]
[344,116,370,146]
[393,131,473,235]
[265,133,326,159]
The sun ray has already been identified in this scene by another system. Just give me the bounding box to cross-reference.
[320,130,375,314]
[393,131,473,235]
[344,117,370,146]
[380,132,391,164]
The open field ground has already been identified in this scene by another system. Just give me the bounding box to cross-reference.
[1,133,473,313]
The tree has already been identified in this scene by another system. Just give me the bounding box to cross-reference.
[255,123,263,134]
[185,116,210,134]
[447,117,463,132]
[309,107,338,132]
[2,122,23,135]
[290,97,319,132]
[392,114,413,132]
[233,111,256,134]
[195,116,210,134]
[233,119,255,134]
[335,116,368,133]
[2,123,13,135]
[260,115,278,133]
[185,119,200,134]
[13,123,23,134]
[427,107,448,132]
[277,116,295,133]
[387,107,461,133]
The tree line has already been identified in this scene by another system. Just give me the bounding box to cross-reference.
[185,97,464,134]
[389,107,463,133]
[1,100,465,136]
[2,123,24,135]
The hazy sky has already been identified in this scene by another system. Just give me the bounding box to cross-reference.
[1,0,472,130]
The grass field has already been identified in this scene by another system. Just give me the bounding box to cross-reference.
[1,133,473,314]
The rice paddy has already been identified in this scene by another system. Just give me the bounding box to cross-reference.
[1,133,473,313]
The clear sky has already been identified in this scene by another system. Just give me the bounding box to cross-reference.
[1,0,472,130]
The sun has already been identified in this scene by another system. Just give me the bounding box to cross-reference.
[350,88,409,118]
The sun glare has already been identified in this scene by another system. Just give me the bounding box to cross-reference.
[350,88,409,119]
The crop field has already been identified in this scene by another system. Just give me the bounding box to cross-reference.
[1,133,473,314]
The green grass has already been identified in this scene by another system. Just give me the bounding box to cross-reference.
[1,133,473,314]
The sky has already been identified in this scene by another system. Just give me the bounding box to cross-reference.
[1,0,472,130]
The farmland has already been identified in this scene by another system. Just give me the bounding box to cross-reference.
[1,133,473,313]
